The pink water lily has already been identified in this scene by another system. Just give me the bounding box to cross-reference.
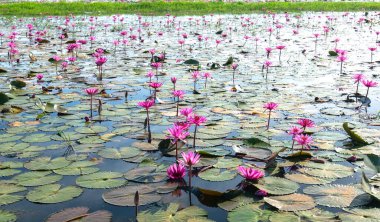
[173,90,185,116]
[294,134,313,153]
[167,163,186,180]
[297,118,315,130]
[36,73,43,81]
[237,166,264,180]
[180,107,193,118]
[85,87,99,118]
[263,60,272,80]
[137,99,155,143]
[95,56,107,80]
[180,151,200,194]
[263,102,278,130]
[149,82,163,102]
[171,77,177,90]
[188,114,207,149]
[180,151,200,167]
[288,126,303,150]
[167,124,190,160]
[369,47,377,63]
[362,79,378,105]
[353,74,365,100]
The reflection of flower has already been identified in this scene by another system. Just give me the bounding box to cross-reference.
[255,189,268,197]
[237,166,264,180]
[167,163,186,180]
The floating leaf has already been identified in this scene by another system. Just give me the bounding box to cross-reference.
[213,157,242,169]
[26,184,82,204]
[76,172,126,189]
[198,168,236,182]
[264,194,315,211]
[0,183,26,206]
[255,177,299,195]
[303,184,371,207]
[125,167,166,183]
[0,210,16,222]
[24,157,71,170]
[285,173,335,185]
[298,162,354,179]
[12,171,62,186]
[46,207,112,222]
[343,122,369,145]
[137,203,208,221]
[75,125,108,134]
[227,203,272,222]
[98,147,141,159]
[53,161,99,176]
[218,194,255,211]
[103,185,161,206]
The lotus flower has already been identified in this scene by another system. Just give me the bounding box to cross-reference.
[188,114,207,149]
[294,134,313,153]
[36,73,43,81]
[297,118,315,130]
[137,99,155,143]
[362,79,378,105]
[237,166,264,180]
[167,124,189,160]
[263,102,278,130]
[167,163,186,180]
[85,88,99,118]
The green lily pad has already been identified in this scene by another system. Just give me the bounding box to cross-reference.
[343,122,370,145]
[0,210,16,222]
[124,166,166,183]
[264,193,316,211]
[53,161,100,176]
[76,172,126,189]
[75,125,108,134]
[12,171,62,186]
[0,183,26,206]
[46,207,112,222]
[103,185,161,206]
[137,203,208,221]
[98,147,141,159]
[198,168,236,182]
[24,157,71,170]
[303,184,371,207]
[26,184,82,204]
[255,177,299,195]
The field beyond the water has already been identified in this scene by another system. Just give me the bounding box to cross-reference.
[0,1,380,16]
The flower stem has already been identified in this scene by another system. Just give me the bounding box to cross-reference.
[147,109,151,143]
[193,125,198,149]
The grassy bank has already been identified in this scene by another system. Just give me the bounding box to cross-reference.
[0,1,379,16]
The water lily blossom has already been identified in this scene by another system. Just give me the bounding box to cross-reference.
[85,87,99,118]
[263,102,278,130]
[237,166,264,180]
[137,99,155,143]
[167,124,190,160]
[188,114,207,148]
[167,163,186,180]
[297,118,315,130]
[362,79,378,105]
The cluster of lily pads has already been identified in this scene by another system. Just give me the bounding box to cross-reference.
[0,11,379,222]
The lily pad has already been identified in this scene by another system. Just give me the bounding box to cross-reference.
[137,203,208,221]
[46,207,112,222]
[255,177,299,195]
[264,193,316,211]
[12,171,62,186]
[24,157,71,170]
[103,185,161,206]
[98,147,141,159]
[124,166,166,183]
[198,168,236,182]
[76,172,126,189]
[303,184,371,207]
[26,184,82,204]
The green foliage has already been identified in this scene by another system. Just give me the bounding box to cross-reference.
[0,2,380,16]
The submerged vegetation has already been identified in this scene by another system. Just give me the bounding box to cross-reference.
[0,2,380,16]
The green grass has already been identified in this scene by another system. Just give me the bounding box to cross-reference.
[0,1,379,16]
